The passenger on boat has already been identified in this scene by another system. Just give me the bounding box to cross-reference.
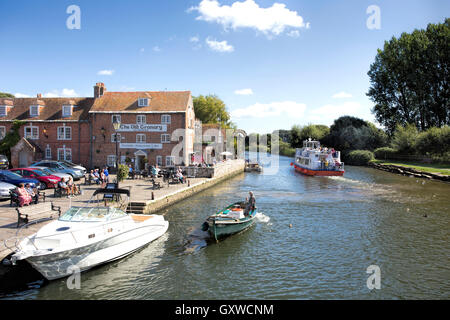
[244,191,256,216]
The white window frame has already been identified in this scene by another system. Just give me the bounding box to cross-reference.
[57,147,72,161]
[165,156,175,167]
[0,106,7,117]
[30,105,40,117]
[161,134,170,143]
[138,98,149,107]
[112,114,121,124]
[136,134,146,143]
[24,125,39,139]
[137,115,146,124]
[107,155,116,167]
[62,105,73,117]
[156,155,162,167]
[161,114,171,124]
[0,126,5,140]
[57,125,72,140]
[45,145,51,159]
[111,133,121,142]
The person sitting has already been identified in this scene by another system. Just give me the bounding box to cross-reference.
[24,183,39,204]
[16,183,32,207]
[90,170,100,184]
[58,178,70,196]
[67,176,78,196]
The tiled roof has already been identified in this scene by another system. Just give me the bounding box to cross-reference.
[0,97,94,121]
[89,91,191,113]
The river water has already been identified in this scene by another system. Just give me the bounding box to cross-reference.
[2,155,450,299]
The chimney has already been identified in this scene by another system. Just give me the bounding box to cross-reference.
[94,82,106,98]
[37,93,42,98]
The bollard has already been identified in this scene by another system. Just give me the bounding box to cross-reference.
[151,192,154,200]
[188,180,190,187]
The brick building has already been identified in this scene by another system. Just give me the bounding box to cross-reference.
[0,83,196,170]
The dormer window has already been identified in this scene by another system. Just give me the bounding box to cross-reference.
[30,105,40,117]
[138,98,149,107]
[62,105,73,117]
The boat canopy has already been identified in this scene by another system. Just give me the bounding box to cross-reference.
[58,206,127,222]
[303,139,320,149]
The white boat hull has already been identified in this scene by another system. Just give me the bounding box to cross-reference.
[15,220,168,280]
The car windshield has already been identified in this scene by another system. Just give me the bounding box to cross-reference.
[35,168,52,175]
[30,169,47,176]
[1,171,24,179]
[59,206,127,222]
[62,160,78,167]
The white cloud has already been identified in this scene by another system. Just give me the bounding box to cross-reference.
[332,91,353,99]
[191,0,308,37]
[231,101,306,119]
[205,37,234,52]
[14,93,31,98]
[153,46,161,52]
[234,88,253,95]
[190,36,200,43]
[43,89,79,98]
[97,69,114,76]
[286,30,300,38]
[305,101,361,124]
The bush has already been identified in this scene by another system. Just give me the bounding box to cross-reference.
[415,126,450,155]
[391,123,419,154]
[374,147,398,159]
[345,150,375,166]
[117,164,129,182]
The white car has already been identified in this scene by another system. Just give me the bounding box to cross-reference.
[0,181,17,199]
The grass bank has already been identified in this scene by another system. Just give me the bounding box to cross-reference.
[371,160,450,175]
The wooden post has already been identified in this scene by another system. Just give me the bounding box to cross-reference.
[151,192,154,200]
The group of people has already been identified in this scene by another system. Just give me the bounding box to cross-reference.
[57,176,79,196]
[89,167,109,187]
[14,183,39,207]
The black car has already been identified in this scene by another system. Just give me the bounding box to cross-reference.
[0,155,9,170]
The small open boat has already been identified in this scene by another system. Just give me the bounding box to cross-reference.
[202,202,257,241]
[244,162,263,173]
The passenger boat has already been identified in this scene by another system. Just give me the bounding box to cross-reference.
[244,162,263,173]
[202,202,257,241]
[11,188,169,280]
[291,139,345,176]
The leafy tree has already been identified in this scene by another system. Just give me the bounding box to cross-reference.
[0,92,14,98]
[0,120,26,162]
[367,19,450,134]
[390,123,419,154]
[289,124,330,148]
[193,94,232,127]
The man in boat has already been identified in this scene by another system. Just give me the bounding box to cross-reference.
[244,191,256,216]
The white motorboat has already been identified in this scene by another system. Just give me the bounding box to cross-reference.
[11,188,168,280]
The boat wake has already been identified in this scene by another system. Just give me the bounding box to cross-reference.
[255,212,271,224]
[183,226,211,254]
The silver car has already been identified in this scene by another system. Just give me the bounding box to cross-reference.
[30,161,84,180]
[0,181,17,199]
[30,167,72,181]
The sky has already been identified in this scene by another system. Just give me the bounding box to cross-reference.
[0,0,448,134]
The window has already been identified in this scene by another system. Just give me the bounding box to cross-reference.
[45,145,51,159]
[62,105,73,117]
[0,106,7,117]
[107,155,116,167]
[112,114,121,124]
[30,105,39,117]
[161,114,171,124]
[111,133,121,142]
[136,134,146,143]
[138,98,149,107]
[137,115,146,124]
[57,147,72,161]
[161,134,170,143]
[57,126,72,140]
[0,126,5,140]
[166,156,175,167]
[120,155,126,165]
[24,125,39,139]
[156,156,162,167]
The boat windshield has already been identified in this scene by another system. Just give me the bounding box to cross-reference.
[58,206,127,222]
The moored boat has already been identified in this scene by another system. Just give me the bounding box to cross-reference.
[11,188,169,280]
[244,162,263,173]
[291,139,345,176]
[202,202,257,241]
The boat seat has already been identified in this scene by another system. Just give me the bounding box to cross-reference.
[130,215,153,222]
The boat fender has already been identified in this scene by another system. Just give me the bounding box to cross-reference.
[201,221,209,231]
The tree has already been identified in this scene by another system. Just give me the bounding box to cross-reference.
[0,92,14,98]
[289,124,330,148]
[193,94,232,127]
[367,19,450,134]
[390,123,419,154]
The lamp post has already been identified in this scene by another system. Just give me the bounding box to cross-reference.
[112,118,121,186]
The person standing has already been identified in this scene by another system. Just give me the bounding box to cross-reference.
[245,191,256,216]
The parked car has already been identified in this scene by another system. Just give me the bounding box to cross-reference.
[30,160,84,180]
[30,166,71,181]
[10,168,61,190]
[60,160,86,175]
[0,170,40,189]
[0,181,17,200]
[0,155,9,170]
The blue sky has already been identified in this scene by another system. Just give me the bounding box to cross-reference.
[0,0,448,134]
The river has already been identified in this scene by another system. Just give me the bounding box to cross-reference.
[2,155,449,299]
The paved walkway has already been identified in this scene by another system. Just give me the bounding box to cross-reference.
[0,175,207,260]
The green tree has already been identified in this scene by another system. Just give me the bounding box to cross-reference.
[289,124,330,148]
[0,92,14,98]
[390,123,419,154]
[367,19,450,134]
[193,94,232,127]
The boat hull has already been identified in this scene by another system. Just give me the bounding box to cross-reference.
[294,164,344,176]
[21,221,168,280]
[208,217,256,241]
